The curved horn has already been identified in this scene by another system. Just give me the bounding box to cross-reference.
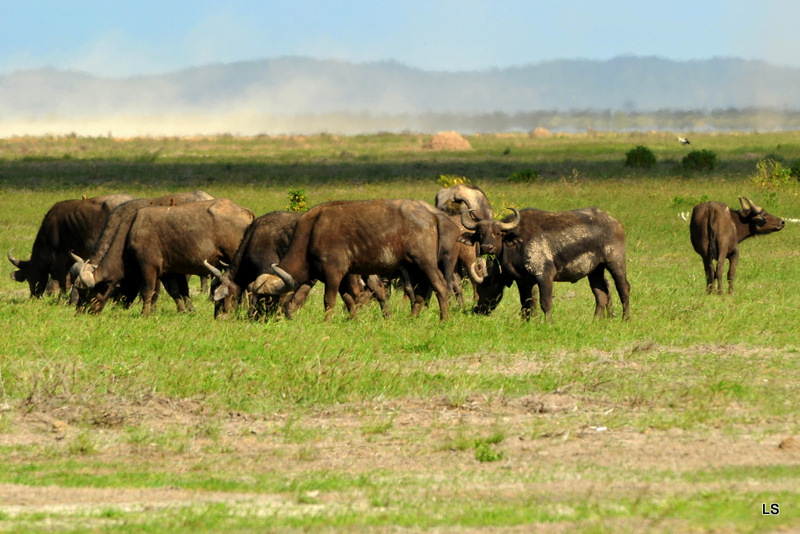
[498,208,521,231]
[78,261,96,288]
[741,196,763,214]
[460,206,480,230]
[251,273,286,296]
[7,248,20,267]
[467,258,485,284]
[203,260,224,280]
[270,263,296,292]
[70,252,85,264]
[738,196,751,211]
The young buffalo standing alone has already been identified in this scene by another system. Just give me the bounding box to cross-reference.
[690,196,784,294]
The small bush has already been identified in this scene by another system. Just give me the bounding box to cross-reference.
[752,158,794,190]
[508,168,541,184]
[682,149,717,171]
[625,146,656,169]
[438,174,471,188]
[286,188,308,212]
[790,161,800,179]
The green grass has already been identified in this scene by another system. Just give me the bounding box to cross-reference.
[1,131,800,531]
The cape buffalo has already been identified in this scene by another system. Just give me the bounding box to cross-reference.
[435,184,493,220]
[205,211,302,318]
[8,193,134,297]
[248,199,460,321]
[70,191,215,313]
[461,206,630,320]
[203,211,391,320]
[76,198,254,316]
[690,196,784,294]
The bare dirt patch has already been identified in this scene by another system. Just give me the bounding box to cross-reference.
[2,392,798,528]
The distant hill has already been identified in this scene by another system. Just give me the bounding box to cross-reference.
[2,56,800,136]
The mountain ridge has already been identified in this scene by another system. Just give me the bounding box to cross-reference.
[3,56,800,136]
[3,56,800,118]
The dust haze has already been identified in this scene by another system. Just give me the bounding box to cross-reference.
[2,57,800,137]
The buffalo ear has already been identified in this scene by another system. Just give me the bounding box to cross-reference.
[457,231,476,245]
[10,270,25,282]
[504,233,523,247]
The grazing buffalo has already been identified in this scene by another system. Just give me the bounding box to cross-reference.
[8,193,134,297]
[76,198,254,316]
[248,199,460,321]
[70,191,215,313]
[205,211,302,318]
[435,184,493,220]
[461,206,630,320]
[204,211,391,320]
[690,197,784,294]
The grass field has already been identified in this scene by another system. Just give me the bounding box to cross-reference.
[1,131,799,532]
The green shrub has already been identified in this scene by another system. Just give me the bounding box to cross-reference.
[438,175,471,188]
[752,158,794,190]
[625,145,656,169]
[682,149,717,171]
[790,161,800,179]
[508,168,540,184]
[286,188,309,212]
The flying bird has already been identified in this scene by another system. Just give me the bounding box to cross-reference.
[677,137,690,145]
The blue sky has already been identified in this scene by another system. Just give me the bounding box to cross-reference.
[3,0,799,77]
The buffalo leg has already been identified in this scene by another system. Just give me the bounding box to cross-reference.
[726,250,739,294]
[702,257,715,294]
[322,271,345,321]
[139,274,159,316]
[417,263,449,320]
[161,274,193,313]
[538,276,555,317]
[608,267,631,320]
[714,252,726,294]
[588,268,612,318]
[517,280,536,321]
[283,283,313,319]
[365,275,392,318]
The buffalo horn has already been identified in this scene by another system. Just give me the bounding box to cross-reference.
[270,263,297,292]
[467,257,485,284]
[77,261,96,288]
[459,206,480,230]
[498,208,521,231]
[741,196,763,214]
[251,273,285,295]
[70,252,85,264]
[7,248,20,267]
[203,260,224,280]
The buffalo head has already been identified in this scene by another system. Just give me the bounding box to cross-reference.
[738,196,785,235]
[250,264,297,296]
[70,252,98,288]
[8,248,48,297]
[459,206,520,256]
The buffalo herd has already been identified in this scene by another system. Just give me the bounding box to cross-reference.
[7,185,787,320]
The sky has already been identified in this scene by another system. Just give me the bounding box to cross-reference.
[3,0,800,78]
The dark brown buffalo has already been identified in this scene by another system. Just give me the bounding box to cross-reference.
[435,184,493,220]
[69,191,214,313]
[205,211,302,318]
[8,193,134,297]
[461,206,630,319]
[248,199,460,321]
[77,198,254,316]
[204,211,391,320]
[690,196,784,294]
